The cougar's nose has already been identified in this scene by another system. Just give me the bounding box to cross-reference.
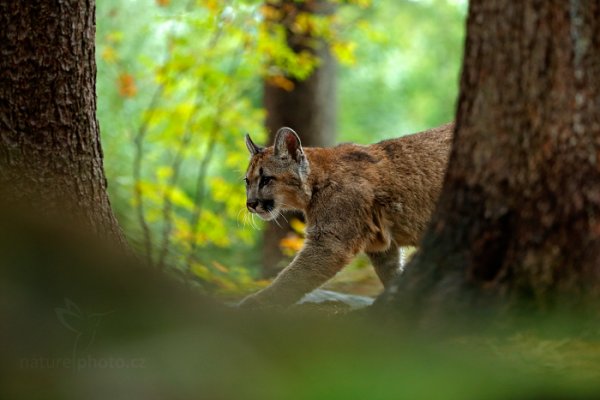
[247,200,259,211]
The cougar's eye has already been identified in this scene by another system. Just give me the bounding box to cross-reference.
[243,177,249,186]
[259,176,273,188]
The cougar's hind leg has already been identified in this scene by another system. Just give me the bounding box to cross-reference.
[367,243,402,288]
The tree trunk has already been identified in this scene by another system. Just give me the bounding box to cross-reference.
[0,0,125,244]
[380,1,600,316]
[262,0,336,277]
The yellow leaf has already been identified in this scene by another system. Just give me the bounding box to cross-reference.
[191,263,211,280]
[292,13,314,34]
[332,41,357,66]
[212,277,237,291]
[267,75,295,92]
[203,0,219,12]
[280,234,304,252]
[101,46,117,63]
[212,261,229,273]
[290,218,306,235]
[352,0,371,8]
[260,4,281,21]
[105,31,123,44]
[156,166,173,180]
[169,188,194,211]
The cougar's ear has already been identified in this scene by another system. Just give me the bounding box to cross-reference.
[245,133,263,157]
[273,127,304,162]
[274,127,309,181]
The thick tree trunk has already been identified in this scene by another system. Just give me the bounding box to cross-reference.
[381,1,600,316]
[0,1,125,244]
[262,0,336,277]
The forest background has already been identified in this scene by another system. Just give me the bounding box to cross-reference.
[96,0,466,296]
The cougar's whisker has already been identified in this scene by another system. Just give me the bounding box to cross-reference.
[236,208,246,227]
[241,211,248,228]
[272,202,291,224]
[278,212,289,224]
[250,213,259,230]
[270,210,282,228]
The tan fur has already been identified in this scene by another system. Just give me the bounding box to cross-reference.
[240,123,454,307]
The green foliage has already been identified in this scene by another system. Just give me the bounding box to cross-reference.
[98,0,267,294]
[337,0,466,142]
[96,0,466,294]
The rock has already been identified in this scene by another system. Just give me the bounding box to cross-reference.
[298,289,374,310]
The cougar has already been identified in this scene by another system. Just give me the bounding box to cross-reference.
[239,123,453,308]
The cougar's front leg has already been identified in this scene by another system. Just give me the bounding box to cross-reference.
[367,243,402,288]
[239,238,355,308]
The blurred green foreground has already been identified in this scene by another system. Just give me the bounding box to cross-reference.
[1,216,599,400]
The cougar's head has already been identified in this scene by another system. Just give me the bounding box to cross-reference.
[244,127,310,221]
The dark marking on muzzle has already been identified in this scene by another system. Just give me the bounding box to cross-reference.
[262,199,275,212]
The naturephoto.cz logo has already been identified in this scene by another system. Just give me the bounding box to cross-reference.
[20,298,146,370]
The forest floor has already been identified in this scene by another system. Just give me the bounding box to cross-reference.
[295,248,417,313]
[232,249,419,315]
[290,252,409,314]
[324,258,383,298]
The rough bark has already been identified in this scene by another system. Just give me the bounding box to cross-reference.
[380,1,600,316]
[262,0,336,277]
[0,0,125,244]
